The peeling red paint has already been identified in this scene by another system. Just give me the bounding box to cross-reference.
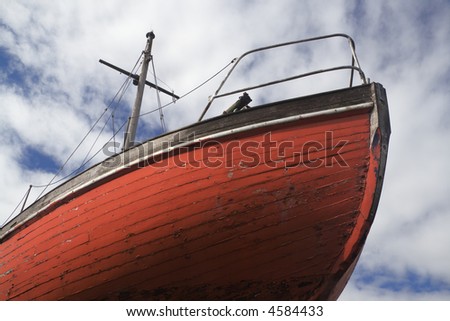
[0,83,390,300]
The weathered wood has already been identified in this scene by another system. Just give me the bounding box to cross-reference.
[0,83,390,301]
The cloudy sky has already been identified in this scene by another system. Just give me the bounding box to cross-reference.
[1,0,449,300]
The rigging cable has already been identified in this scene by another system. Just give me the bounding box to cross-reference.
[112,112,116,154]
[139,58,236,118]
[78,72,135,170]
[0,186,31,228]
[3,57,236,227]
[79,54,144,168]
[31,53,144,200]
[150,56,166,132]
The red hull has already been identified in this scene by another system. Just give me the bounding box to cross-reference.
[0,83,390,300]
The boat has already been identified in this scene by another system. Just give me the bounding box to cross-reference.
[0,33,390,300]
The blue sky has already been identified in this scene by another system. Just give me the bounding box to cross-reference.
[1,0,450,300]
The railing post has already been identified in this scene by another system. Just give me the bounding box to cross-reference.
[198,33,367,121]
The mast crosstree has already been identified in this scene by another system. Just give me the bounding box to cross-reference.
[100,32,179,150]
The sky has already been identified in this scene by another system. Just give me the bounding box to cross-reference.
[0,0,449,300]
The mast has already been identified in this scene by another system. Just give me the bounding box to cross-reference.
[123,31,155,150]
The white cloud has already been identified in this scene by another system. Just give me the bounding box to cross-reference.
[338,0,450,300]
[1,0,450,300]
[341,277,450,301]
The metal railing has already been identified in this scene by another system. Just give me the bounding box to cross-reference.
[198,33,367,121]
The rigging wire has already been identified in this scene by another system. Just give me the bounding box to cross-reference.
[30,53,144,197]
[139,58,236,118]
[0,186,31,228]
[1,116,130,229]
[112,112,117,154]
[78,74,135,170]
[152,74,175,96]
[79,55,144,168]
[66,118,128,178]
[150,56,166,132]
[3,57,236,228]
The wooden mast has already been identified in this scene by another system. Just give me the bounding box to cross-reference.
[123,31,155,150]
